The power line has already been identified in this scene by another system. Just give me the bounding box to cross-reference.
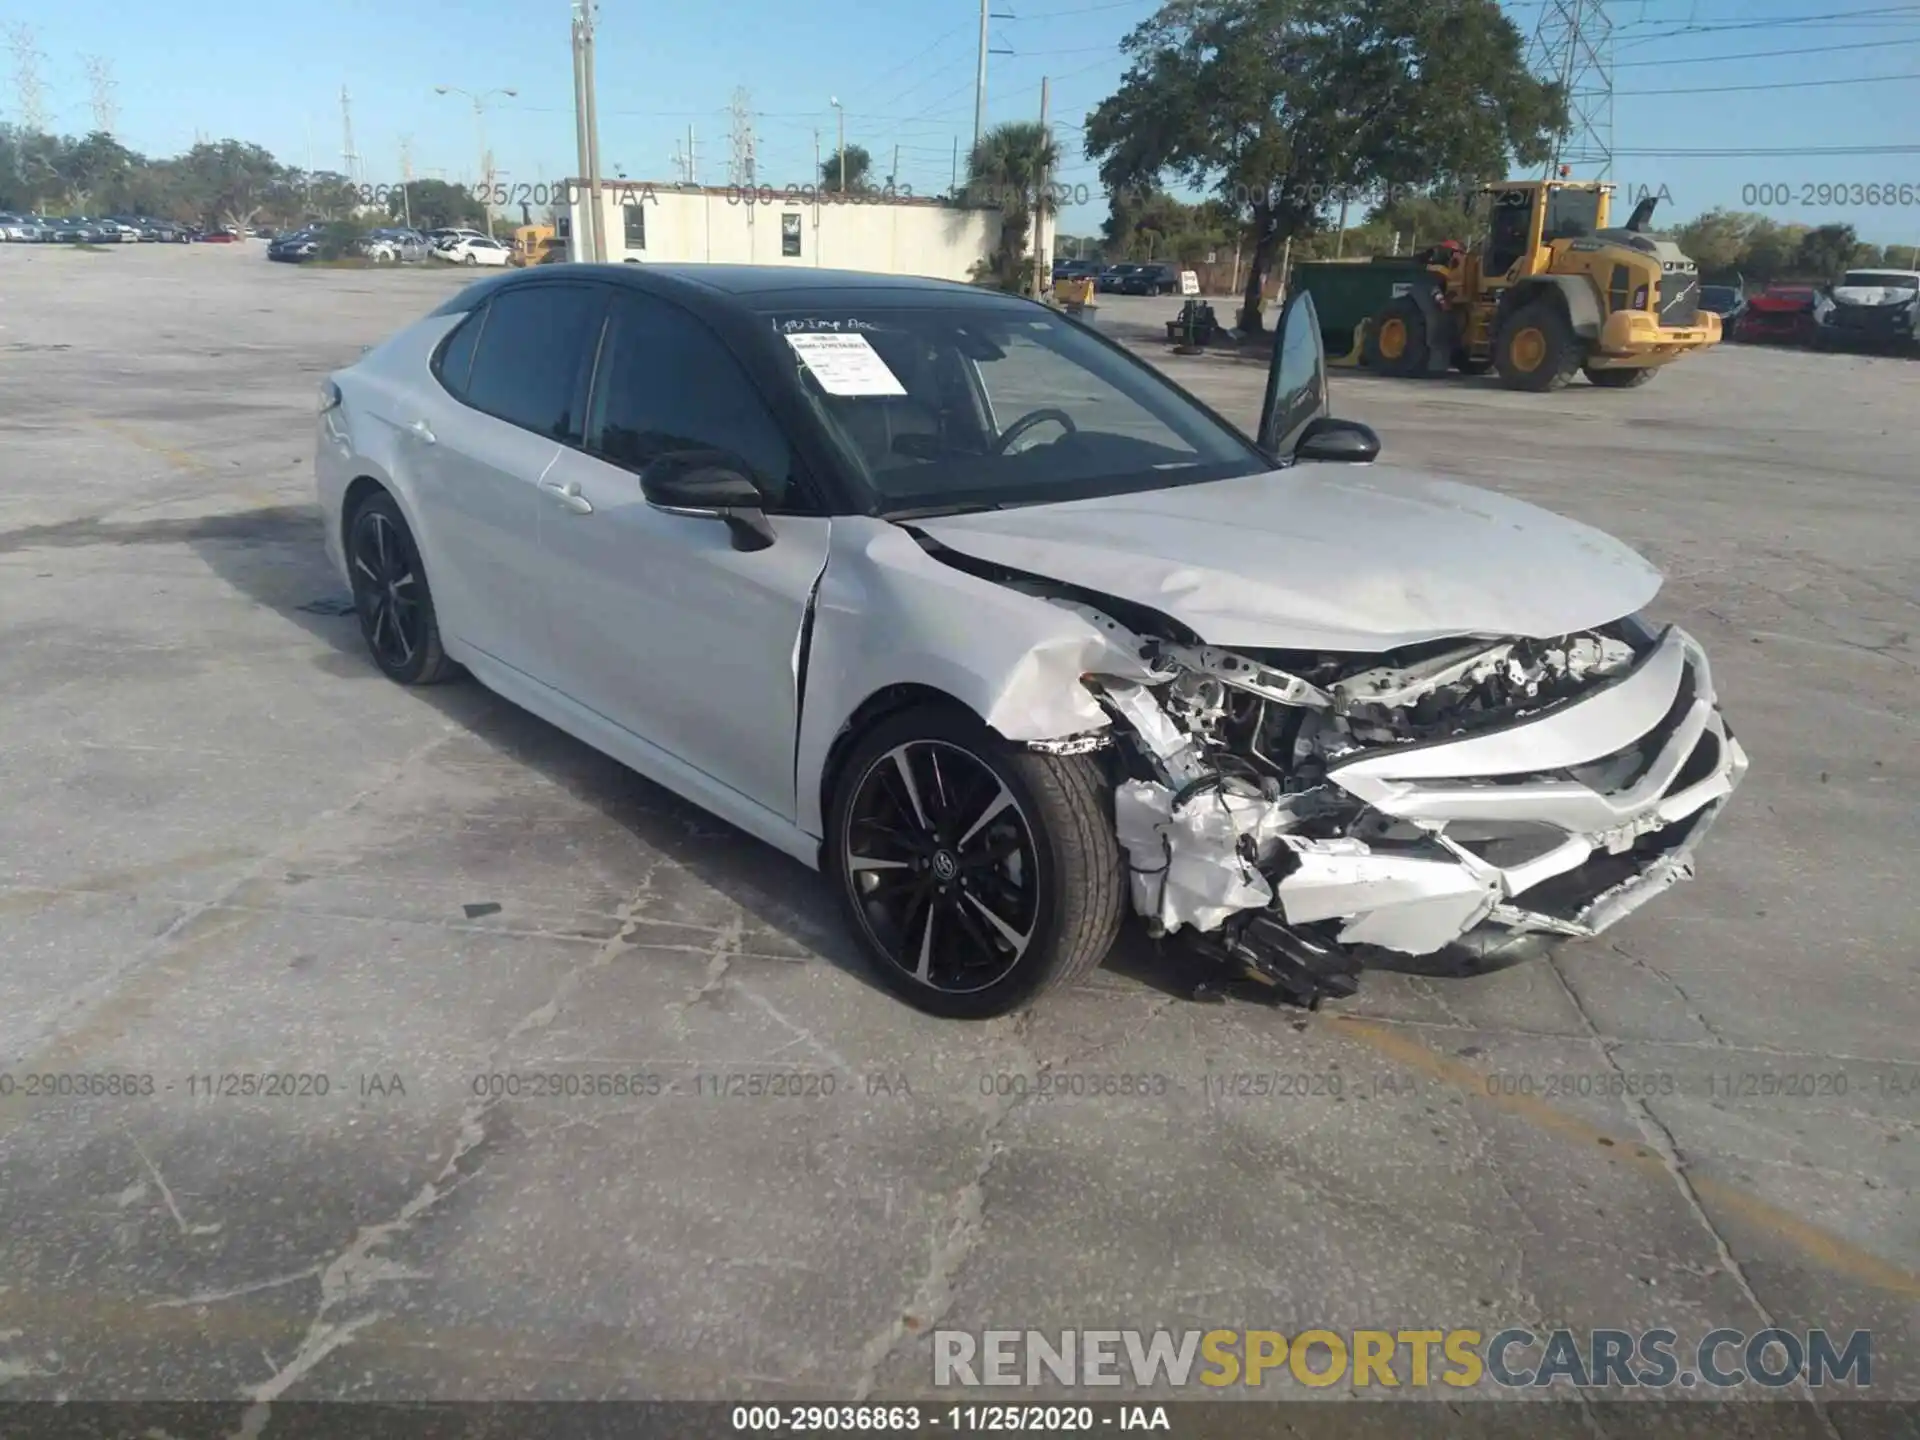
[1618,66,1920,93]
[1614,142,1920,154]
[1613,33,1920,64]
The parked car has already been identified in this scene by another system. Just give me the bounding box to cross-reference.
[198,226,240,243]
[1732,283,1826,346]
[1115,262,1182,296]
[46,217,105,243]
[1095,265,1127,293]
[1052,258,1101,283]
[435,234,512,267]
[267,228,320,262]
[360,228,431,264]
[427,227,492,252]
[1698,283,1747,337]
[0,213,45,241]
[1813,268,1920,351]
[315,266,1749,1018]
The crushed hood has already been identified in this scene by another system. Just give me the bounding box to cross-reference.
[912,465,1662,652]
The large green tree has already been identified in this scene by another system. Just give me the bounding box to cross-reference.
[821,144,872,192]
[1795,223,1858,281]
[965,121,1060,292]
[1084,0,1565,331]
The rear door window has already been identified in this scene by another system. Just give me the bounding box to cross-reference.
[459,284,608,442]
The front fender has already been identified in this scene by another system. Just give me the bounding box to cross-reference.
[793,518,1136,839]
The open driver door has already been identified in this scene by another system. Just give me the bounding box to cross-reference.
[1257,289,1383,465]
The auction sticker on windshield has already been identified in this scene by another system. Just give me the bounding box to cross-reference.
[784,332,907,396]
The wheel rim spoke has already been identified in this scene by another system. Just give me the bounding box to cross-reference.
[955,782,1015,850]
[963,891,1032,958]
[848,854,911,872]
[890,749,931,832]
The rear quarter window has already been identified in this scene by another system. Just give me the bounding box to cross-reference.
[432,306,487,398]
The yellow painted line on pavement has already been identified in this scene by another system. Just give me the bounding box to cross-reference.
[1330,1015,1920,1301]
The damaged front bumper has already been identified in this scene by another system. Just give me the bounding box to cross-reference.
[1104,624,1748,999]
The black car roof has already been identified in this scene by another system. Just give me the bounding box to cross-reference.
[430,263,1039,318]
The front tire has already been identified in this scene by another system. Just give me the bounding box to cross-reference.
[826,704,1125,1019]
[1494,300,1581,391]
[346,491,460,685]
[1364,297,1432,377]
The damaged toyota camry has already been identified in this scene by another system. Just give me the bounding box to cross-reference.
[316,264,1748,1018]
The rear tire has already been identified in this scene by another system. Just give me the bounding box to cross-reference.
[1494,300,1581,391]
[346,491,461,686]
[1585,365,1656,388]
[825,704,1125,1019]
[1364,297,1431,377]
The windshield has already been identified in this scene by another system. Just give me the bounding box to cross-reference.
[761,302,1267,514]
[1839,271,1918,290]
[1542,187,1604,242]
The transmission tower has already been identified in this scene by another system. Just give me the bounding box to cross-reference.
[728,88,756,188]
[1526,0,1614,179]
[340,85,360,187]
[6,24,48,134]
[82,53,117,135]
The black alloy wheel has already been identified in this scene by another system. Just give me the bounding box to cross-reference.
[843,739,1040,997]
[347,493,459,684]
[827,705,1125,1019]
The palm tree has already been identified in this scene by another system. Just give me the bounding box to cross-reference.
[964,121,1059,292]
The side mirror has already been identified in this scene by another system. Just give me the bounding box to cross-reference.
[1293,416,1380,464]
[640,450,776,552]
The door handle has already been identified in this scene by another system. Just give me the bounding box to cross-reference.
[540,478,593,514]
[407,419,436,445]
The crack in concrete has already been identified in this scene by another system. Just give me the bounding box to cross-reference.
[1609,941,1729,1047]
[227,874,667,1431]
[1545,953,1845,1438]
[848,1012,1044,1402]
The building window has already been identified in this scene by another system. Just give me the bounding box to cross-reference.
[623,203,645,250]
[781,213,801,258]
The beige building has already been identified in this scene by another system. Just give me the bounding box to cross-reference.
[562,180,1053,282]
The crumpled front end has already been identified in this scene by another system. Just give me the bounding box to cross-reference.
[1075,608,1748,1003]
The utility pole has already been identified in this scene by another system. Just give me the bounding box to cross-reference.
[973,0,989,150]
[571,9,593,258]
[889,143,899,191]
[687,123,697,185]
[82,55,117,136]
[971,0,1016,152]
[1333,189,1348,258]
[572,0,606,263]
[5,25,48,136]
[340,86,359,191]
[1031,76,1049,301]
[832,99,845,191]
[399,136,414,229]
[951,136,959,195]
[813,129,821,190]
[1526,0,1615,178]
[729,88,756,188]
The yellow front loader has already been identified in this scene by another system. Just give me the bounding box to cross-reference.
[1364,179,1720,391]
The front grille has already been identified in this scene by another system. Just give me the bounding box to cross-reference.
[1657,273,1700,327]
[1830,302,1908,333]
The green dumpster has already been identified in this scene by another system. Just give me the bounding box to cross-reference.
[1291,256,1432,363]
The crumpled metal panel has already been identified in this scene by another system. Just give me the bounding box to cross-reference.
[1113,780,1296,934]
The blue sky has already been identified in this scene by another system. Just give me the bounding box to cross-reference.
[9,0,1920,247]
